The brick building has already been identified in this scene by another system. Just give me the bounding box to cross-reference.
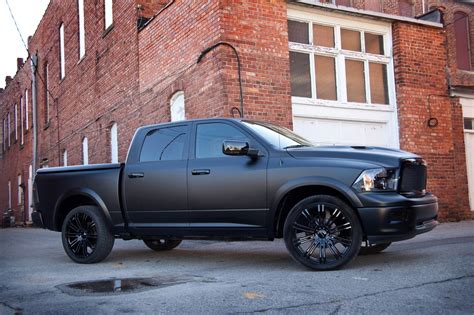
[0,0,472,225]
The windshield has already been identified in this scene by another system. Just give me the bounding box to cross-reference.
[242,121,313,150]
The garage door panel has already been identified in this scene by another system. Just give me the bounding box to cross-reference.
[294,116,389,147]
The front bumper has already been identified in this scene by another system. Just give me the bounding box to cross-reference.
[357,192,438,243]
[31,211,45,228]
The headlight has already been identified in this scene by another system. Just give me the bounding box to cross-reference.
[352,168,398,192]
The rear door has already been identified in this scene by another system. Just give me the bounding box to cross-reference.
[187,121,268,231]
[123,124,189,227]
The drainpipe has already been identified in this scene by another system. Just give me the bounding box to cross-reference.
[30,54,38,180]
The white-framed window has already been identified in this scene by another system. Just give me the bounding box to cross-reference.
[7,112,11,147]
[18,175,23,205]
[170,91,185,122]
[2,118,5,151]
[59,23,65,79]
[288,11,395,109]
[20,97,24,145]
[25,89,29,130]
[45,63,50,122]
[82,137,89,165]
[63,149,68,166]
[110,123,118,163]
[104,0,113,30]
[8,180,11,209]
[14,104,18,141]
[78,0,85,59]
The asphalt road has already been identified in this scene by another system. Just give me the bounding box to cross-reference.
[1,221,473,314]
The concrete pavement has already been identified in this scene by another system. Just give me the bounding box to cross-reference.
[0,220,473,314]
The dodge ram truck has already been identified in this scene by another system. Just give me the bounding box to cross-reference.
[32,118,438,270]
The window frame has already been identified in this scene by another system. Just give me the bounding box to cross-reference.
[63,149,68,166]
[78,0,86,59]
[104,0,113,31]
[59,23,65,79]
[288,9,396,112]
[82,136,89,165]
[20,96,24,145]
[453,11,472,71]
[14,104,18,141]
[25,89,29,131]
[110,123,118,163]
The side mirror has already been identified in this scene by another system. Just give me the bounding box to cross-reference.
[223,140,250,156]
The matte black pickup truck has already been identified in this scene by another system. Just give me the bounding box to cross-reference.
[32,118,438,270]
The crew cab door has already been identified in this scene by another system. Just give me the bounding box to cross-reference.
[187,121,268,231]
[122,124,189,227]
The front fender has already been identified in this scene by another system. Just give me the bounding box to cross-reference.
[270,176,363,213]
[53,188,113,230]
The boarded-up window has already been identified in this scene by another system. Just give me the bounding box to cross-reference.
[454,12,471,71]
[365,33,384,55]
[399,0,414,17]
[346,60,366,103]
[369,63,389,104]
[341,29,361,52]
[315,55,337,100]
[290,52,312,98]
[313,24,334,47]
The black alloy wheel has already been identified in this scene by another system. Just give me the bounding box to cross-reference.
[143,239,182,251]
[284,195,362,271]
[359,242,391,255]
[61,206,114,264]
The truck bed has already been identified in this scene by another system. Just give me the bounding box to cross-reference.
[34,164,124,232]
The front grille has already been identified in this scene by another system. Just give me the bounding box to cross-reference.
[399,159,427,197]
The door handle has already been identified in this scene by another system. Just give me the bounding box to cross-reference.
[191,169,211,175]
[128,172,144,178]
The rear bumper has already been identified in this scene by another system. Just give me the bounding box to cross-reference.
[357,192,438,243]
[32,211,45,228]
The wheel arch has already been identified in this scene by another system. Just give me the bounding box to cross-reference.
[53,188,113,231]
[270,177,364,238]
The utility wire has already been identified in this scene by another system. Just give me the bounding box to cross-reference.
[4,0,55,101]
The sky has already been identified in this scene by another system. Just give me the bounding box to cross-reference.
[0,0,50,89]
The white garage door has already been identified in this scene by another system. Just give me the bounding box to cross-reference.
[461,97,474,211]
[288,7,399,148]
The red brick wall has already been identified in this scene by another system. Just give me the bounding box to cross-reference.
[393,22,471,220]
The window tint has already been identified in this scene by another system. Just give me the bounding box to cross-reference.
[196,123,248,159]
[288,20,309,44]
[454,12,471,71]
[140,126,187,162]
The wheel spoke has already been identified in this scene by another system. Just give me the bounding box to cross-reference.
[294,234,315,246]
[319,242,326,263]
[331,222,351,233]
[326,208,341,227]
[301,209,313,223]
[304,242,318,257]
[327,241,343,259]
[293,222,314,234]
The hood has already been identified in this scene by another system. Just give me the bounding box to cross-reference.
[286,146,419,168]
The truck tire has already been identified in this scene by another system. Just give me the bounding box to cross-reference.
[143,239,182,251]
[283,195,362,271]
[61,206,115,264]
[359,242,391,255]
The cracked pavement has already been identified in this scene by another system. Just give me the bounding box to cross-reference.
[0,220,473,314]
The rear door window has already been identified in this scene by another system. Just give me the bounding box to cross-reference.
[140,126,187,162]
